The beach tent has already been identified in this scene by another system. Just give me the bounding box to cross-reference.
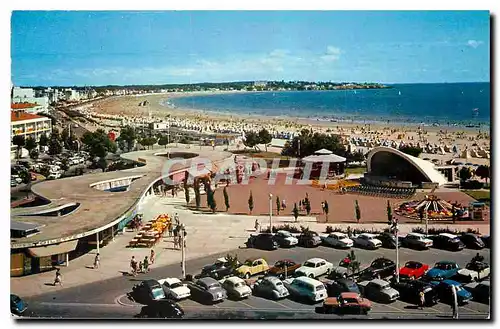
[460,149,471,159]
[314,148,333,155]
[302,153,347,163]
[470,149,478,158]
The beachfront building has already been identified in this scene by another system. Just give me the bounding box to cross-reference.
[365,146,448,188]
[301,148,347,179]
[11,111,52,158]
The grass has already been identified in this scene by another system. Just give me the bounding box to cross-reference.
[232,149,290,159]
[345,167,367,175]
[463,190,490,205]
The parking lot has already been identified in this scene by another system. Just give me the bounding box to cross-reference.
[116,244,490,319]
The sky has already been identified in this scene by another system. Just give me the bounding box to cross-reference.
[11,10,490,86]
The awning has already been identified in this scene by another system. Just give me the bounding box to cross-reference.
[302,154,347,163]
[11,220,43,232]
[27,240,78,258]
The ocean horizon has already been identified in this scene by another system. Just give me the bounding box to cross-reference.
[166,82,490,129]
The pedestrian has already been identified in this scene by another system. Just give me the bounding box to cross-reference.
[150,249,155,264]
[130,256,138,276]
[143,256,150,273]
[94,253,100,269]
[54,269,62,286]
[168,222,173,237]
[281,199,286,210]
[254,219,260,232]
[174,213,180,226]
[173,235,179,249]
[347,226,352,239]
[321,202,325,214]
[419,291,425,310]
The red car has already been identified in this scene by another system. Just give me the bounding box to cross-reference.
[399,261,429,280]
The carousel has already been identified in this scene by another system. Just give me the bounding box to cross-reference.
[395,195,468,221]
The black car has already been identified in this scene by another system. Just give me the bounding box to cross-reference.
[10,294,28,316]
[391,280,439,306]
[430,233,465,251]
[127,279,166,305]
[246,234,279,250]
[464,281,490,304]
[199,258,239,280]
[377,232,397,249]
[480,235,490,248]
[460,233,485,249]
[359,258,396,280]
[135,300,185,318]
[297,231,322,248]
[325,278,361,297]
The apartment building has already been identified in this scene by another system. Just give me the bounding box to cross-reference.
[11,111,52,158]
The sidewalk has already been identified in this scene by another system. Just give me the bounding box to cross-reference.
[10,193,489,297]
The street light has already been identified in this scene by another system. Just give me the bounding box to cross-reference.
[179,223,186,280]
[269,193,273,234]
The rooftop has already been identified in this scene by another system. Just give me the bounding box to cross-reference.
[11,103,38,110]
[11,111,48,122]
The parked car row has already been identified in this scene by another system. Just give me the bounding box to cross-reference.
[245,231,489,252]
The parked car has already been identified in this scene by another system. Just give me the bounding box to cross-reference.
[424,261,460,281]
[10,294,27,316]
[221,276,252,299]
[245,234,279,250]
[377,232,397,249]
[456,261,490,283]
[480,235,490,248]
[321,232,353,248]
[187,277,227,304]
[127,280,166,305]
[390,280,439,306]
[273,230,298,247]
[353,233,382,250]
[464,280,490,304]
[399,261,429,280]
[359,257,396,281]
[430,280,472,305]
[323,278,361,297]
[199,257,240,280]
[321,292,371,315]
[235,258,270,279]
[295,258,334,278]
[135,300,184,319]
[430,233,465,251]
[460,233,485,249]
[157,278,191,300]
[268,259,301,279]
[10,179,18,187]
[358,279,400,303]
[251,276,290,300]
[283,276,328,303]
[401,233,433,250]
[298,231,322,248]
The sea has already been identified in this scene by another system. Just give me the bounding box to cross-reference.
[165,83,490,128]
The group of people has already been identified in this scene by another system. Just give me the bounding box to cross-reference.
[129,249,156,276]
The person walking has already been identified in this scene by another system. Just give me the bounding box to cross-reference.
[94,253,100,269]
[150,249,155,264]
[130,256,138,277]
[54,269,62,286]
[173,235,179,250]
[321,202,325,214]
[143,256,150,273]
[254,219,260,232]
[174,213,180,226]
[282,199,286,210]
[419,291,425,310]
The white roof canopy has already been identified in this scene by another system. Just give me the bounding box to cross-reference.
[314,148,333,155]
[302,154,347,163]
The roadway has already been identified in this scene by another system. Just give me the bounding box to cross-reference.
[19,244,490,320]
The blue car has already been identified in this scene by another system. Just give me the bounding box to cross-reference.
[425,261,460,281]
[431,280,472,305]
[10,294,27,316]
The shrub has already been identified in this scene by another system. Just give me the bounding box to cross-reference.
[460,180,484,189]
[261,224,302,233]
[411,227,480,235]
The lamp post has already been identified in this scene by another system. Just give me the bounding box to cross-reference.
[269,193,273,234]
[180,223,186,280]
[395,222,399,283]
[425,213,429,237]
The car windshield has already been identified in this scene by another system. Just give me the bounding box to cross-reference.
[451,238,461,243]
[275,282,283,287]
[347,282,357,289]
[151,287,165,299]
[281,232,291,237]
[245,260,254,266]
[343,298,358,303]
[208,283,220,290]
[170,282,183,289]
[381,284,390,290]
[234,282,245,288]
[435,263,448,270]
[405,262,418,269]
[316,285,325,291]
[453,285,463,292]
[275,261,284,267]
[304,262,316,267]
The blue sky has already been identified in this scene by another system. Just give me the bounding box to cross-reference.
[11,11,490,86]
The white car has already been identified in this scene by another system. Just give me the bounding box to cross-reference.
[220,276,252,299]
[401,233,433,250]
[353,233,382,250]
[457,262,490,282]
[158,278,191,300]
[295,258,334,278]
[283,276,328,303]
[322,232,353,248]
[274,230,299,247]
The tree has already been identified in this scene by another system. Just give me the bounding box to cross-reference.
[324,200,329,220]
[387,200,393,225]
[475,165,490,184]
[248,191,254,214]
[81,129,117,158]
[399,145,423,157]
[292,203,299,222]
[97,157,107,172]
[38,133,49,148]
[347,150,365,163]
[61,127,70,146]
[223,186,230,211]
[158,135,169,148]
[243,131,260,150]
[139,137,156,150]
[258,128,272,152]
[24,136,37,154]
[276,196,281,215]
[355,200,361,223]
[281,129,347,158]
[12,135,25,159]
[51,127,60,141]
[184,185,190,205]
[225,253,240,272]
[458,167,472,182]
[48,137,63,155]
[117,126,137,152]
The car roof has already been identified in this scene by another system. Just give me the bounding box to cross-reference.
[215,257,228,263]
[245,257,264,262]
[198,277,218,285]
[305,258,325,263]
[439,233,458,239]
[370,278,389,285]
[436,260,456,265]
[359,233,376,238]
[277,259,295,263]
[408,232,425,237]
[225,276,244,284]
[339,292,360,298]
[263,276,282,283]
[277,230,291,234]
[337,278,356,285]
[478,281,490,287]
[294,276,323,285]
[143,279,161,288]
[405,260,422,265]
[160,278,182,285]
[330,232,347,237]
